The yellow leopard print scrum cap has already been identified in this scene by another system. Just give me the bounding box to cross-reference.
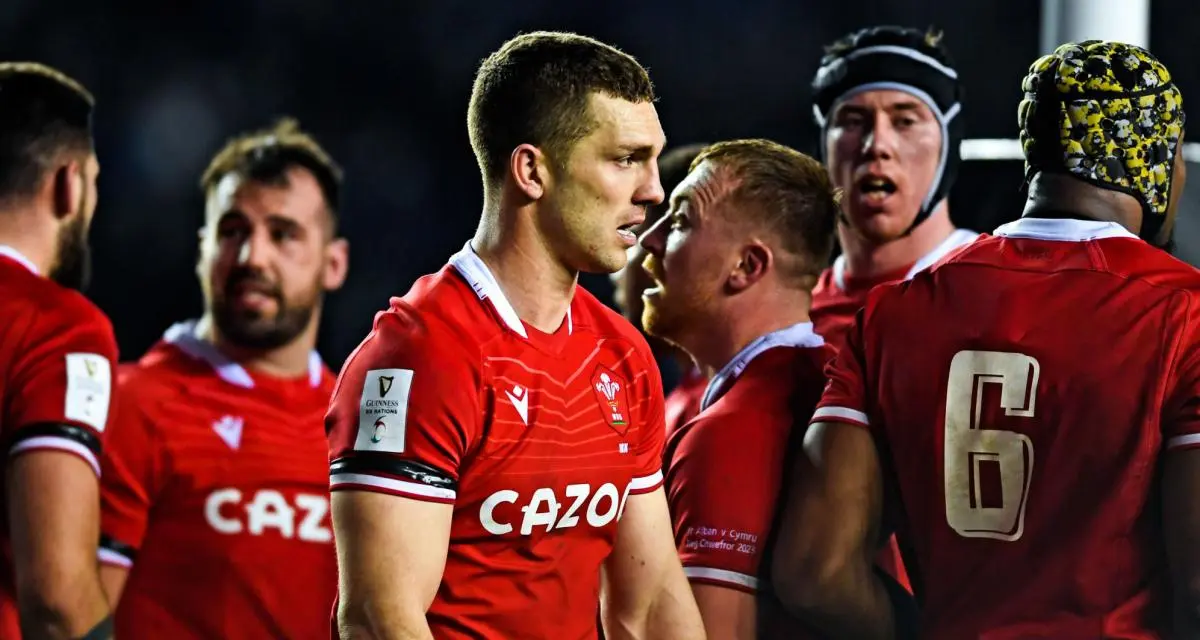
[1018,40,1185,241]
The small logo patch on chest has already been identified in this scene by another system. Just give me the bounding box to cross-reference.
[591,366,632,436]
[212,415,244,450]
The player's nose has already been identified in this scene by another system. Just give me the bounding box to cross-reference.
[639,215,668,257]
[860,112,897,160]
[236,227,274,270]
[636,162,665,206]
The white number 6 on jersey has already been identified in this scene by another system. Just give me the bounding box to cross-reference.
[943,350,1039,542]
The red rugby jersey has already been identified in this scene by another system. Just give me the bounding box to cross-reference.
[326,243,666,640]
[666,323,830,639]
[815,217,1200,639]
[0,246,118,638]
[664,366,707,439]
[812,228,979,347]
[99,321,337,640]
[810,227,977,590]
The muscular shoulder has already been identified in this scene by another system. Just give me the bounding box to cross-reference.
[1101,240,1200,294]
[11,278,116,350]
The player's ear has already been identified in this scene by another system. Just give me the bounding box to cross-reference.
[727,242,771,292]
[50,160,82,220]
[509,143,547,201]
[322,237,350,291]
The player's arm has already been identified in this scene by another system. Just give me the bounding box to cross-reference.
[601,359,703,640]
[601,486,704,640]
[667,409,801,640]
[95,375,165,605]
[326,310,474,640]
[772,421,895,639]
[1161,327,1200,635]
[331,493,450,640]
[7,314,116,639]
[771,310,912,640]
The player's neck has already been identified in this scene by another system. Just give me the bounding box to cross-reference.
[694,291,812,374]
[471,212,577,335]
[838,203,955,280]
[0,210,55,275]
[1022,173,1142,232]
[195,312,319,380]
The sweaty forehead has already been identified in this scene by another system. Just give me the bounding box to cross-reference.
[206,169,328,228]
[585,93,666,151]
[671,159,738,213]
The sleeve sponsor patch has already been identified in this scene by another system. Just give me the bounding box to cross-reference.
[64,352,111,432]
[354,368,413,453]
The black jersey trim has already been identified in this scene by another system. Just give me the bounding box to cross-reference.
[8,423,101,457]
[330,455,456,491]
[98,534,137,562]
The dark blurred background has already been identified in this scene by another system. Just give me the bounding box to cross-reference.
[4,0,1196,367]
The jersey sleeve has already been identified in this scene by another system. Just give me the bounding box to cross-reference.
[98,372,165,569]
[810,305,872,430]
[629,345,666,495]
[326,306,480,503]
[668,413,782,594]
[5,298,118,476]
[1163,297,1200,451]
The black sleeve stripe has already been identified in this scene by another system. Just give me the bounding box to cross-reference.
[98,534,137,562]
[330,455,457,491]
[8,423,101,456]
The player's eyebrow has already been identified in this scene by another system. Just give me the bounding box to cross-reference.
[668,191,690,212]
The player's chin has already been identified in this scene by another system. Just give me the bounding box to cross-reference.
[845,208,913,243]
[640,294,677,340]
[581,247,628,275]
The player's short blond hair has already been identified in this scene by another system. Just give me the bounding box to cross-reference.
[692,139,840,287]
[201,118,343,232]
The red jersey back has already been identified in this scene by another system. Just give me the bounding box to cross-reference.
[99,321,337,640]
[815,217,1200,639]
[812,229,978,346]
[326,244,666,640]
[666,324,829,639]
[0,247,117,638]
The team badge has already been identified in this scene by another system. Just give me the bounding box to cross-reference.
[590,365,631,436]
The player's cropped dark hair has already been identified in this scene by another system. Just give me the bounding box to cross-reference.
[0,62,94,203]
[201,118,343,232]
[693,139,839,287]
[468,31,656,187]
[639,143,707,235]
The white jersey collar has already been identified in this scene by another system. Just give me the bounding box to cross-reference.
[833,228,980,291]
[701,322,825,411]
[993,217,1138,242]
[163,320,324,389]
[0,245,39,275]
[448,241,573,339]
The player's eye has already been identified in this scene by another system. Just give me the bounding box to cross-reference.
[616,155,635,167]
[669,211,688,231]
[836,113,866,129]
[217,224,248,241]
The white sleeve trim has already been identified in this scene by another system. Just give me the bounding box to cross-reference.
[684,566,760,590]
[1166,433,1200,449]
[629,469,663,492]
[10,437,100,476]
[97,547,132,568]
[329,472,456,501]
[812,406,870,426]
